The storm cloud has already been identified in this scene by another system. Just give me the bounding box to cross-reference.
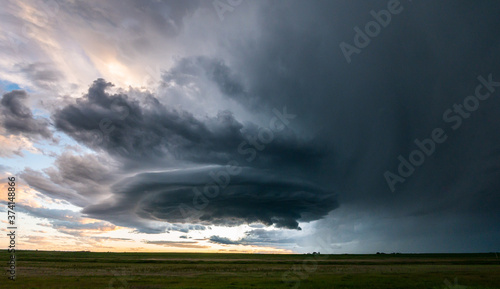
[82,166,337,230]
[5,0,500,252]
[53,79,324,168]
[209,229,296,246]
[0,90,52,138]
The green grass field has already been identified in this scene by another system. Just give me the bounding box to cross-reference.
[1,251,499,288]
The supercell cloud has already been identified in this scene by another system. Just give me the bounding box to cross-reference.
[1,0,499,253]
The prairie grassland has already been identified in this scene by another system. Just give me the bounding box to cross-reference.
[1,251,499,289]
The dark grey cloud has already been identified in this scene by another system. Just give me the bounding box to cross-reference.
[91,237,132,242]
[209,235,239,245]
[144,240,209,249]
[44,152,116,199]
[154,0,500,251]
[209,229,295,246]
[241,229,296,244]
[17,204,117,236]
[300,205,500,254]
[0,90,52,138]
[53,79,324,170]
[219,0,500,252]
[19,170,77,203]
[82,166,336,230]
[18,204,80,222]
[46,77,336,230]
[27,154,120,212]
[48,220,116,237]
[162,56,245,99]
[16,62,63,90]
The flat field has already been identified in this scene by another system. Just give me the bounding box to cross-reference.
[1,251,499,289]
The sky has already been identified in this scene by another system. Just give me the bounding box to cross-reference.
[0,0,499,254]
